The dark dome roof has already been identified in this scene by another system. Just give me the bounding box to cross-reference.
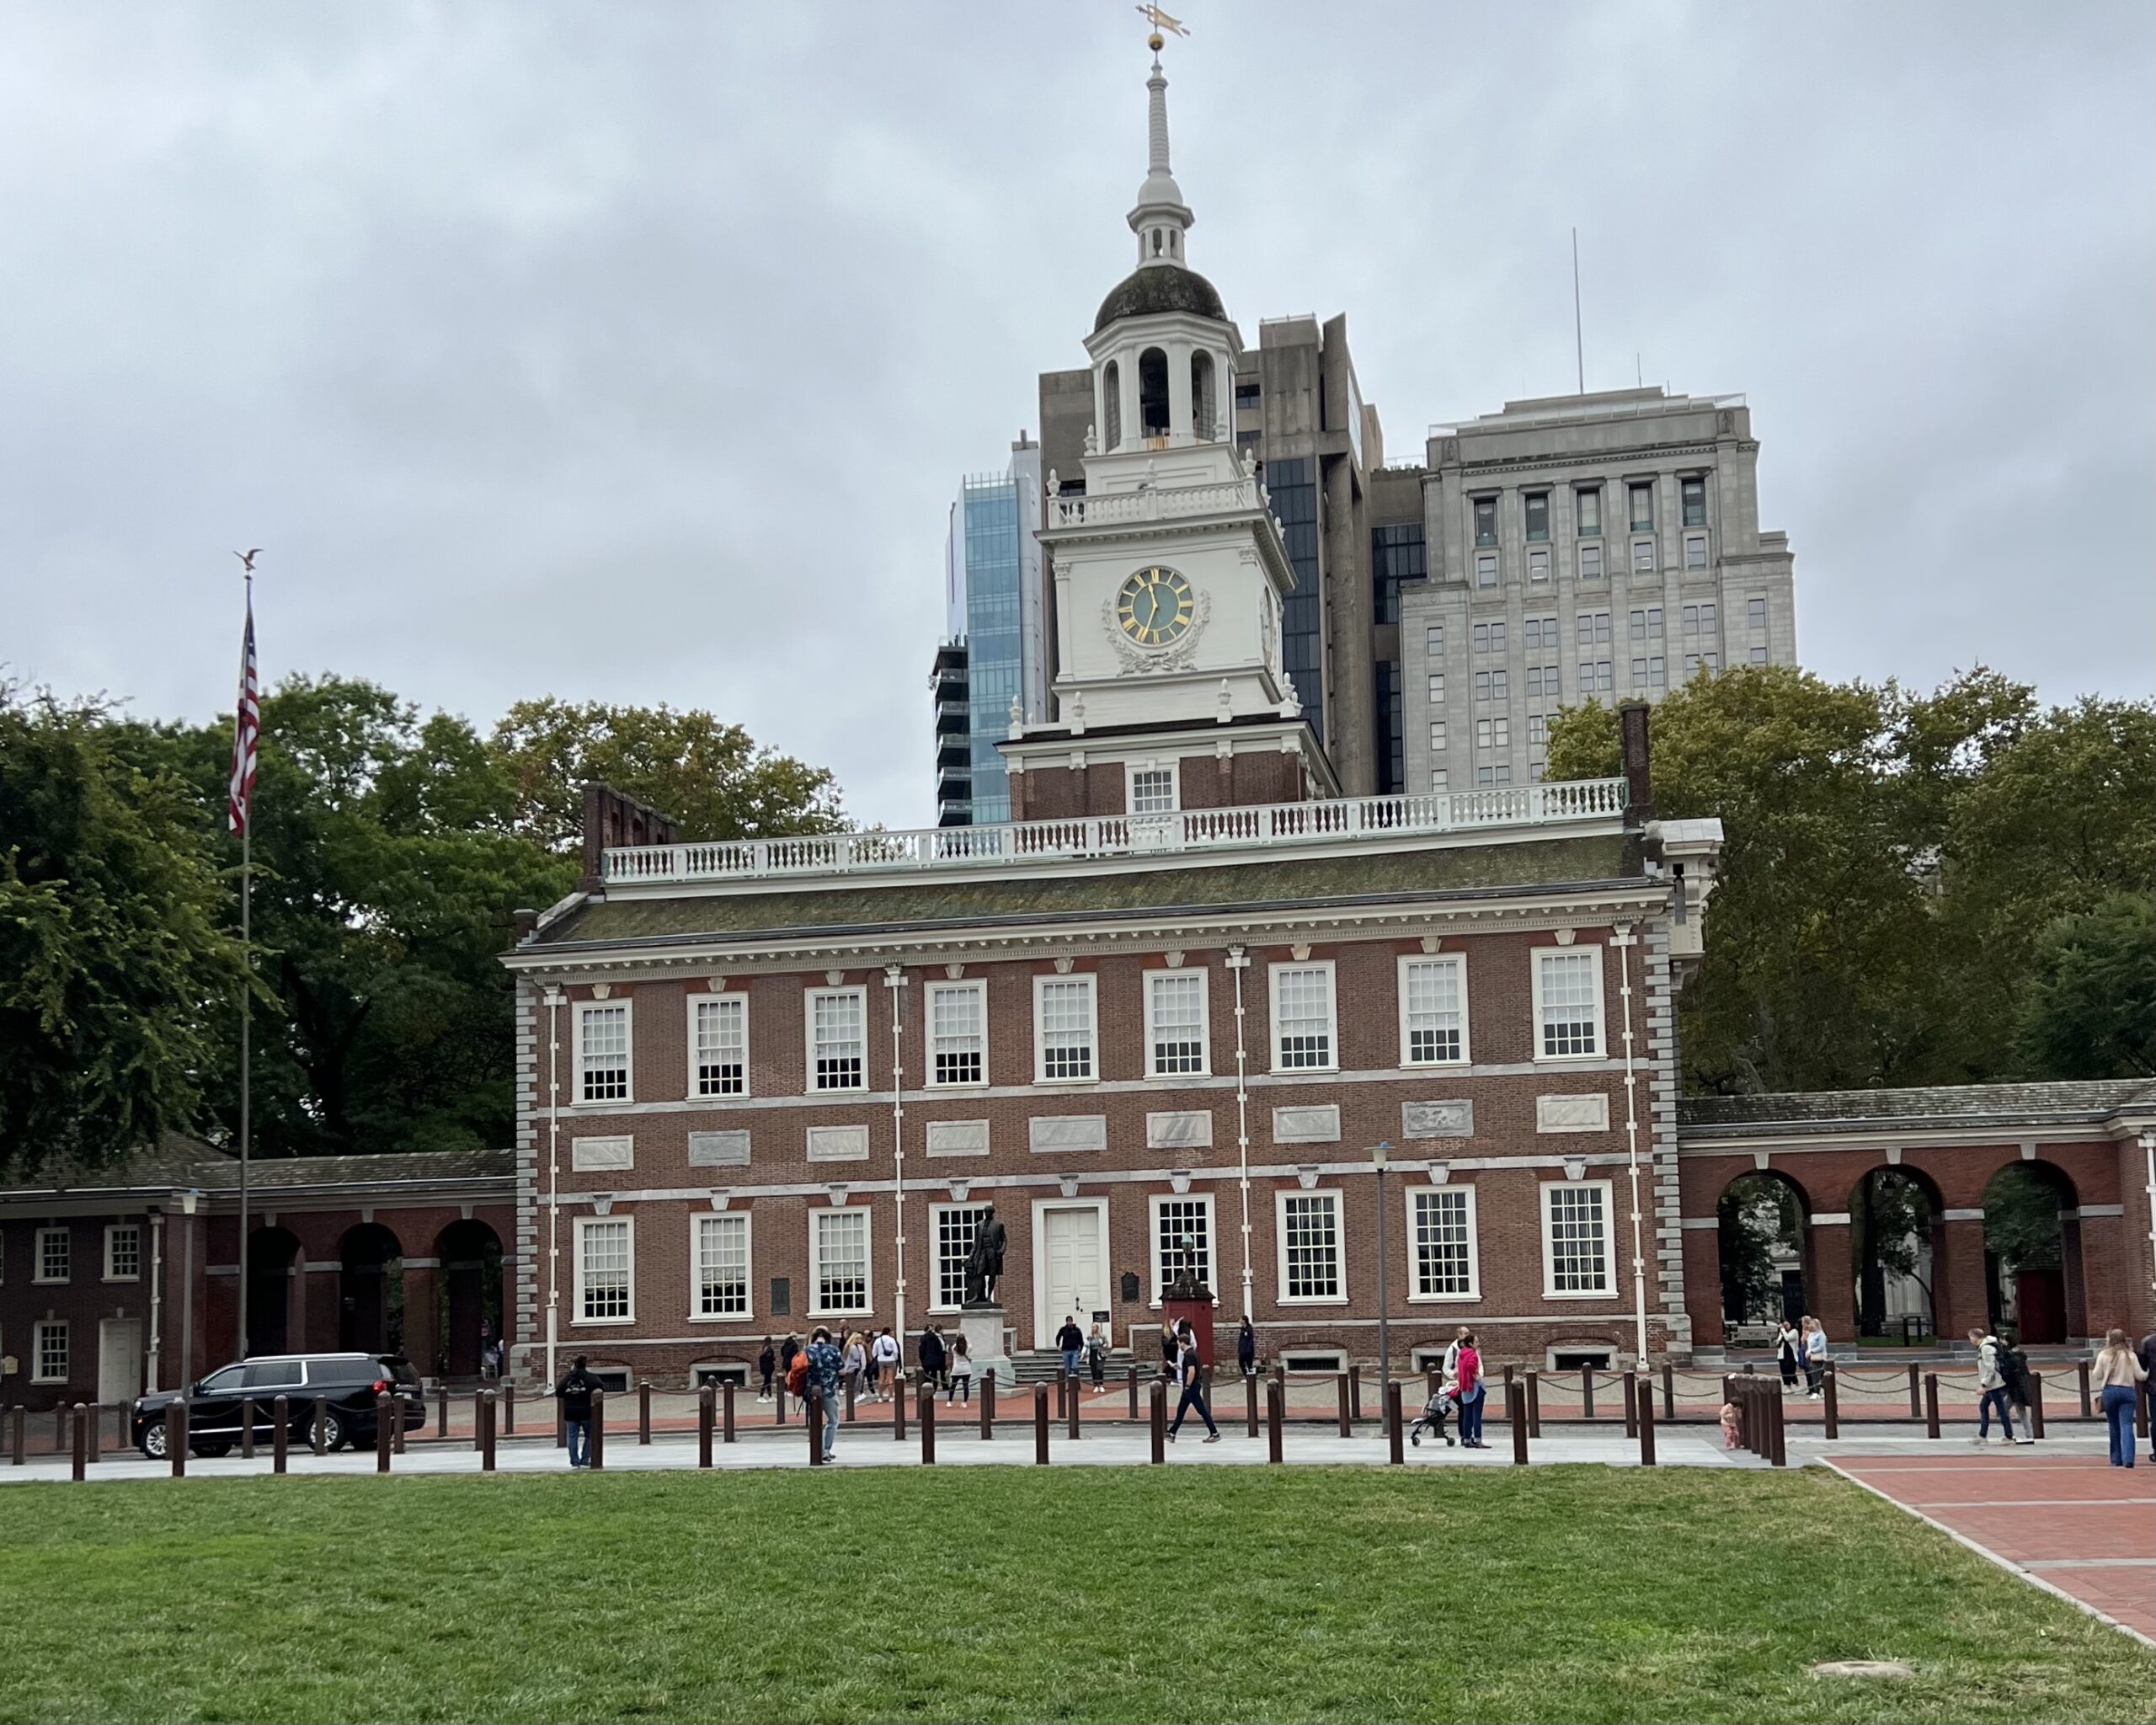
[1093,263,1227,334]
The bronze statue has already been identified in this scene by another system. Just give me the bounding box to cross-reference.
[963,1205,1007,1306]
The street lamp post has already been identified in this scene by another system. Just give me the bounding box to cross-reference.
[1373,1141,1391,1396]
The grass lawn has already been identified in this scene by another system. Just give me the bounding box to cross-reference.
[1,1466,2146,1723]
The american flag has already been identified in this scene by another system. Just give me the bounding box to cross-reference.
[228,595,259,835]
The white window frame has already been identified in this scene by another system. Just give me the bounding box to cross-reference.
[1148,1192,1218,1306]
[689,1211,753,1322]
[810,1208,873,1316]
[1579,542,1603,582]
[924,980,989,1089]
[1275,1188,1347,1305]
[34,1226,70,1285]
[805,985,869,1093]
[1125,761,1180,816]
[928,1201,994,1313]
[574,1000,633,1106]
[1684,533,1710,571]
[1540,1179,1618,1299]
[1407,1184,1481,1301]
[1143,969,1211,1079]
[102,1222,141,1284]
[32,1319,69,1384]
[687,993,750,1100]
[573,1215,636,1326]
[1033,974,1099,1085]
[1267,960,1338,1074]
[1396,953,1470,1067]
[1533,944,1605,1061]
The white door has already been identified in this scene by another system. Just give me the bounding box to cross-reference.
[1039,1206,1104,1348]
[98,1318,143,1405]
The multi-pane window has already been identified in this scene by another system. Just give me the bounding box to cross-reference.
[33,1320,68,1383]
[1412,1187,1478,1298]
[1146,971,1209,1076]
[1683,601,1717,636]
[809,988,866,1091]
[1475,717,1511,750]
[933,1204,990,1309]
[1748,596,1768,629]
[1475,553,1497,588]
[1428,721,1448,750]
[1523,616,1558,653]
[1426,673,1445,703]
[1631,656,1667,690]
[1280,1194,1342,1300]
[1629,607,1663,641]
[1680,476,1707,527]
[1524,492,1550,541]
[1400,956,1466,1065]
[1036,977,1097,1081]
[1129,766,1177,814]
[1543,1182,1614,1295]
[694,1214,750,1317]
[1529,713,1547,746]
[813,1210,871,1314]
[1628,482,1654,531]
[1579,543,1604,582]
[1153,1197,1214,1298]
[1576,611,1611,649]
[692,996,747,1097]
[1536,948,1602,1058]
[1474,670,1508,703]
[1472,496,1497,547]
[1631,537,1656,573]
[35,1226,70,1284]
[1476,763,1513,787]
[1684,534,1709,571]
[1526,665,1561,702]
[1425,625,1444,656]
[1577,660,1614,697]
[576,1003,630,1103]
[928,981,986,1087]
[1748,645,1769,665]
[1429,769,1449,793]
[1271,964,1336,1071]
[1472,622,1506,654]
[1527,547,1550,583]
[103,1223,141,1282]
[576,1219,633,1322]
[1576,487,1602,537]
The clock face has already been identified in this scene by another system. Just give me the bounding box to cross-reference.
[1116,565,1195,647]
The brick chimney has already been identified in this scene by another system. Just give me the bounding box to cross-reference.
[579,782,680,894]
[1618,700,1652,825]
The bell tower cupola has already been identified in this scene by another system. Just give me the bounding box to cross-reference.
[1129,51,1193,270]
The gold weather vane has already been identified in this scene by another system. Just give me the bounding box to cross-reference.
[1136,4,1188,51]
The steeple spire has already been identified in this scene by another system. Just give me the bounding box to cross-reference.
[1127,37,1193,269]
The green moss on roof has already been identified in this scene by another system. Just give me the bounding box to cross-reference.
[534,835,1637,949]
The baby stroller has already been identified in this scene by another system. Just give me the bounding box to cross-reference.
[1408,1384,1459,1448]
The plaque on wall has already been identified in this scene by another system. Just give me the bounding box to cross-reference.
[1401,1100,1474,1140]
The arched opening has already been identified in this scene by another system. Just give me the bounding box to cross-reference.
[1191,350,1216,442]
[245,1226,302,1358]
[1983,1161,2078,1343]
[1138,346,1170,439]
[1151,228,1163,257]
[435,1218,504,1379]
[1716,1172,1808,1338]
[1850,1167,1941,1343]
[1102,360,1122,451]
[339,1222,405,1357]
[1168,229,1178,256]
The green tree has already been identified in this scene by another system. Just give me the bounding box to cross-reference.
[0,688,247,1172]
[1982,1164,2064,1274]
[489,698,847,851]
[2015,893,2156,1079]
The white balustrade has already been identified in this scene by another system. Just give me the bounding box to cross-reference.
[1045,478,1263,531]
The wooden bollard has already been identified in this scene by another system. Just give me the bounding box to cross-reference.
[723,1381,736,1444]
[1639,1383,1657,1466]
[2077,1359,2092,1418]
[1266,1377,1283,1464]
[241,1397,256,1460]
[1908,1363,1923,1418]
[1127,1364,1139,1419]
[1054,1372,1066,1423]
[1923,1373,1940,1439]
[471,1388,484,1452]
[1525,1370,1541,1438]
[313,1396,329,1456]
[71,1404,86,1482]
[55,1404,68,1453]
[1349,1365,1363,1422]
[436,1384,449,1439]
[1623,1370,1638,1439]
[1150,1380,1166,1464]
[1509,1381,1529,1465]
[2028,1372,2045,1440]
[775,1382,786,1426]
[807,1391,823,1466]
[920,1387,937,1465]
[1067,1374,1080,1442]
[1769,1384,1787,1466]
[1336,1372,1353,1438]
[893,1379,907,1443]
[1385,1380,1404,1465]
[590,1388,606,1470]
[1033,1384,1049,1465]
[2139,1381,2152,1440]
[85,1402,101,1466]
[1823,1366,1839,1439]
[1245,1370,1259,1437]
[473,1391,491,1471]
[1581,1365,1595,1420]
[845,1372,858,1423]
[697,1387,714,1467]
[168,1402,188,1477]
[271,1396,289,1473]
[503,1381,516,1435]
[638,1381,652,1445]
[8,1405,24,1466]
[980,1371,995,1440]
[392,1391,405,1454]
[376,1393,393,1473]
[1662,1362,1675,1421]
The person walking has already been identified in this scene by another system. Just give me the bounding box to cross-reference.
[1455,1331,1486,1448]
[1236,1316,1256,1380]
[778,1332,802,1390]
[841,1332,867,1408]
[1057,1316,1086,1384]
[1086,1321,1108,1393]
[1801,1316,1828,1398]
[919,1325,947,1395]
[871,1327,901,1400]
[2093,1328,2148,1468]
[1159,1320,1179,1381]
[805,1326,844,1463]
[1774,1318,1800,1390]
[756,1338,776,1403]
[554,1354,599,1470]
[947,1334,974,1405]
[1969,1327,2018,1446]
[1165,1319,1220,1444]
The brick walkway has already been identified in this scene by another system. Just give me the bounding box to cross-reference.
[1828,1452,2155,1643]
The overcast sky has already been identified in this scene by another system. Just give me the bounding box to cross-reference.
[4,2,2150,830]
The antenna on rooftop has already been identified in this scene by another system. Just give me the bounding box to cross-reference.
[1572,227,1584,396]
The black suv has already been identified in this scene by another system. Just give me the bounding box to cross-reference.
[131,1352,424,1458]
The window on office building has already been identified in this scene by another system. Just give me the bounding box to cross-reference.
[1579,543,1604,582]
[1429,769,1449,793]
[1425,624,1444,657]
[1629,607,1663,641]
[1472,622,1506,654]
[1524,493,1550,542]
[1632,537,1656,573]
[1628,483,1654,531]
[1428,721,1448,751]
[1748,596,1767,629]
[1426,672,1445,703]
[1576,611,1610,648]
[1527,547,1550,583]
[1685,535,1709,570]
[1576,487,1602,537]
[1681,476,1707,527]
[1476,553,1497,589]
[1472,497,1497,547]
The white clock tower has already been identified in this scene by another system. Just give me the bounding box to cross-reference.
[1003,47,1330,823]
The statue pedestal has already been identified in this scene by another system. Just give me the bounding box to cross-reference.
[958,1303,1015,1388]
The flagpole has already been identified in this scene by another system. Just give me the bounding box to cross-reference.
[237,568,252,1362]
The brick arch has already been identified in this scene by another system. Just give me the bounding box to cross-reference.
[1982,1159,2084,1343]
[1714,1168,1814,1332]
[1848,1163,1947,1343]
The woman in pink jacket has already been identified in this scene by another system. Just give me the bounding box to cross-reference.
[1455,1332,1487,1448]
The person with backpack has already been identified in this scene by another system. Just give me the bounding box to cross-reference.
[778,1332,802,1392]
[871,1328,901,1400]
[919,1324,947,1393]
[785,1340,812,1409]
[1993,1330,2036,1444]
[1165,1319,1220,1444]
[554,1354,599,1469]
[755,1338,776,1403]
[1969,1327,2019,1445]
[804,1326,844,1462]
[1236,1317,1256,1379]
